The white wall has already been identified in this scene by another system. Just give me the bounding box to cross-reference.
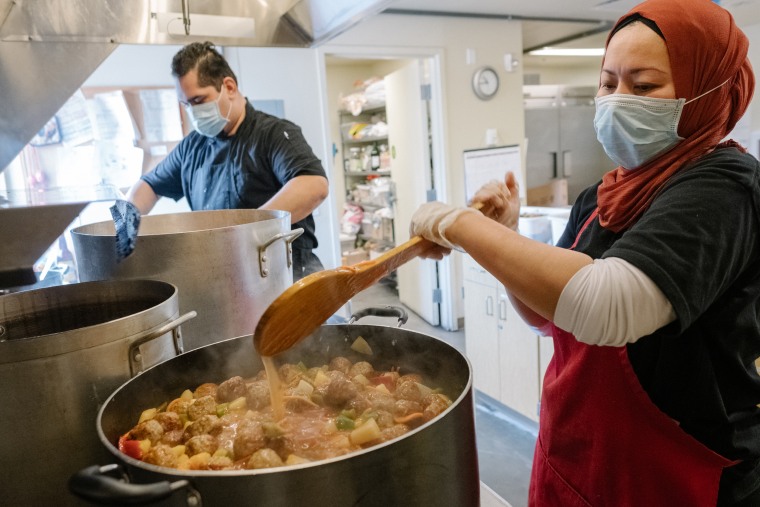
[522,61,600,86]
[745,23,760,139]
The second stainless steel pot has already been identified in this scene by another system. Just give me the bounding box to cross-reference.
[0,279,191,506]
[72,322,480,506]
[71,209,302,351]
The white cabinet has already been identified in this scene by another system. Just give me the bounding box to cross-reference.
[463,278,501,400]
[463,254,550,422]
[498,291,540,421]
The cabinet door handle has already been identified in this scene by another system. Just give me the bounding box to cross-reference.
[486,296,494,316]
[498,299,507,321]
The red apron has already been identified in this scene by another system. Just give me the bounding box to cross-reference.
[528,209,736,507]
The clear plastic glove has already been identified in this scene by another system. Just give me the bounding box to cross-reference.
[410,201,482,252]
[471,172,520,231]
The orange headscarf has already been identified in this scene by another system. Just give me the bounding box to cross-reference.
[595,0,755,232]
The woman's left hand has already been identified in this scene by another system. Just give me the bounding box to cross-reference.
[471,172,521,231]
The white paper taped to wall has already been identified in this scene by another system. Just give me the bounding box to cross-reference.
[463,144,524,204]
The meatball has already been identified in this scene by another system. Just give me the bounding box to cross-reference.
[397,373,423,386]
[395,380,422,402]
[187,395,217,421]
[423,394,451,422]
[394,399,423,417]
[216,376,248,403]
[153,411,182,432]
[328,356,351,374]
[379,424,410,443]
[246,448,284,470]
[245,380,271,410]
[233,420,265,459]
[194,383,217,399]
[364,390,395,413]
[142,444,178,468]
[183,414,221,439]
[166,398,191,417]
[323,377,359,407]
[160,429,184,447]
[346,393,372,414]
[375,409,395,429]
[129,419,164,444]
[185,434,219,457]
[348,361,373,379]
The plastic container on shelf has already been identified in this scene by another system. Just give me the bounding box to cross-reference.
[348,147,361,172]
[379,144,390,170]
[518,213,552,244]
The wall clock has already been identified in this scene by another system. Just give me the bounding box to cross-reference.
[472,66,499,100]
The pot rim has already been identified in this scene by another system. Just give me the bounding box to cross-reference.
[70,209,290,237]
[0,279,180,362]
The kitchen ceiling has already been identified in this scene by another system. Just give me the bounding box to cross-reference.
[385,0,760,66]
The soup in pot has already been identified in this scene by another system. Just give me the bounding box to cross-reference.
[118,352,452,471]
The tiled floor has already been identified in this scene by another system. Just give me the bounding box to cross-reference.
[349,283,536,507]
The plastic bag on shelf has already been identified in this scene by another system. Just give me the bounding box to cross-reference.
[340,202,364,235]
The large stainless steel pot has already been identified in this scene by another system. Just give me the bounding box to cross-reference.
[71,209,302,352]
[71,321,480,506]
[0,279,193,506]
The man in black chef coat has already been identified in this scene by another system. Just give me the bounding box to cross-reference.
[127,41,329,280]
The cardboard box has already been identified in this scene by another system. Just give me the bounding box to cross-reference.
[341,248,369,266]
[527,179,568,207]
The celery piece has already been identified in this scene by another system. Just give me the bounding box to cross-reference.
[262,422,285,438]
[335,414,356,431]
[216,403,229,417]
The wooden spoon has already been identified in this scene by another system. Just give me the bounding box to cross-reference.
[253,235,441,356]
[254,202,486,357]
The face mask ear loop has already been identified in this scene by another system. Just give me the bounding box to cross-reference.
[216,83,233,123]
[684,78,732,105]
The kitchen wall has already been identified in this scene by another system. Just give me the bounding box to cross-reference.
[746,23,760,137]
[522,61,600,86]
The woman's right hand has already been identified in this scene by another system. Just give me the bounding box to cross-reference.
[471,172,520,231]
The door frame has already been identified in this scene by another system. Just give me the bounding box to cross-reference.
[316,44,459,330]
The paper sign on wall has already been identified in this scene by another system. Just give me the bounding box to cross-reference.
[463,144,524,204]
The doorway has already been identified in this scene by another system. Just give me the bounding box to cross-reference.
[320,46,454,330]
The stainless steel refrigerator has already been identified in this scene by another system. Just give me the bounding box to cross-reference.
[524,85,614,204]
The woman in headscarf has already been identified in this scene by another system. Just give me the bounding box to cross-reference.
[411,0,759,504]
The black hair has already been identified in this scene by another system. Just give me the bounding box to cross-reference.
[610,13,665,40]
[171,41,238,90]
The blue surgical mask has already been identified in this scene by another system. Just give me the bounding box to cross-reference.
[593,79,729,170]
[185,91,231,137]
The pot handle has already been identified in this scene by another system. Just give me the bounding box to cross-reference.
[128,311,197,377]
[69,463,200,506]
[258,228,304,277]
[349,306,408,327]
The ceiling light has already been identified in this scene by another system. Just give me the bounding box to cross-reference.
[528,48,605,57]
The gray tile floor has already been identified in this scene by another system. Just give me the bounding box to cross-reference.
[349,283,537,507]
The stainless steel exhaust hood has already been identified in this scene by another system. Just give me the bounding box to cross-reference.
[0,0,392,171]
[0,0,390,288]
